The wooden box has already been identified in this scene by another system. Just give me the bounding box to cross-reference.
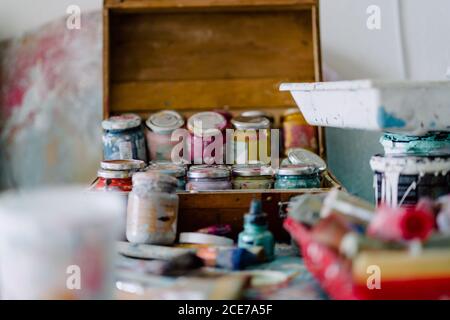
[103,0,340,241]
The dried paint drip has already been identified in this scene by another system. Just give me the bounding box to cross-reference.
[370,155,450,207]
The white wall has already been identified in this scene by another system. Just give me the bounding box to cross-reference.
[0,0,102,41]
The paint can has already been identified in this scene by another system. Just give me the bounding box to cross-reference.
[231,115,271,164]
[146,160,187,191]
[102,113,147,162]
[231,164,273,189]
[187,112,227,164]
[282,108,318,155]
[380,132,450,156]
[145,110,185,161]
[275,164,321,189]
[126,172,179,245]
[186,165,231,191]
[370,155,450,207]
[0,188,122,299]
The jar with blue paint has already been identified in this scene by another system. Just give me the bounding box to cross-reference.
[275,164,321,189]
[380,132,450,156]
[102,113,147,163]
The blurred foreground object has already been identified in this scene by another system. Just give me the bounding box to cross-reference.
[0,187,123,299]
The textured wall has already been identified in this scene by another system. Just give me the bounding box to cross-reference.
[0,12,102,189]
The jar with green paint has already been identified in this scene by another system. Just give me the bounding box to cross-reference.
[275,165,321,189]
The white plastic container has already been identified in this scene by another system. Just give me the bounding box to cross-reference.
[280,80,450,135]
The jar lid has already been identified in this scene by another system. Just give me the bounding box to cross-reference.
[102,113,142,131]
[100,159,146,171]
[97,169,132,179]
[187,112,227,137]
[146,161,186,178]
[146,110,184,134]
[277,164,319,176]
[132,171,178,188]
[283,108,302,116]
[232,164,273,177]
[187,165,230,179]
[240,110,274,123]
[287,148,326,172]
[231,116,270,130]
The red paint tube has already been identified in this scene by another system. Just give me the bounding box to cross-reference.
[368,200,435,241]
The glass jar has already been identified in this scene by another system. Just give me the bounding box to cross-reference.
[231,115,271,165]
[240,110,275,127]
[275,165,321,189]
[282,108,317,155]
[126,172,179,245]
[187,112,227,164]
[146,160,187,191]
[232,165,273,190]
[145,110,185,161]
[102,113,147,162]
[186,165,231,191]
[92,169,133,192]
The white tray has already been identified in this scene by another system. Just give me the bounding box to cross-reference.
[280,80,450,135]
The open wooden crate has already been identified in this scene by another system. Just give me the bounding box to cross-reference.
[103,0,340,241]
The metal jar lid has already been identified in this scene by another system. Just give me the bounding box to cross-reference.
[232,164,273,177]
[97,169,132,179]
[146,110,184,134]
[287,148,327,172]
[132,172,178,189]
[240,111,274,124]
[102,113,142,131]
[187,112,227,137]
[146,161,186,178]
[277,164,319,176]
[231,115,270,130]
[100,159,146,171]
[187,165,230,179]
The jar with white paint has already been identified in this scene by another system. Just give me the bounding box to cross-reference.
[126,172,179,245]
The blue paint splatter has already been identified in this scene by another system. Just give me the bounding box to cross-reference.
[377,106,406,128]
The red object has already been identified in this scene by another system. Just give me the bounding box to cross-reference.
[284,217,450,300]
[368,202,435,241]
[92,177,132,192]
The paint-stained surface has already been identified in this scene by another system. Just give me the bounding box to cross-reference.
[0,11,102,189]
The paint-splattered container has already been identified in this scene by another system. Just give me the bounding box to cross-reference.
[282,108,318,154]
[146,160,187,191]
[275,165,321,189]
[0,188,122,299]
[280,80,450,135]
[232,164,273,190]
[370,155,450,207]
[187,112,227,164]
[380,132,450,156]
[126,172,179,245]
[231,115,271,164]
[145,110,185,161]
[102,113,147,162]
[186,165,232,191]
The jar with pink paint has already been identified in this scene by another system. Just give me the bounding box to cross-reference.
[186,165,232,191]
[145,110,185,161]
[187,112,227,164]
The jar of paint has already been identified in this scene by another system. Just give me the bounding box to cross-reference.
[187,112,227,164]
[282,108,318,155]
[93,169,133,192]
[232,164,273,190]
[238,199,275,261]
[287,148,327,172]
[240,110,275,127]
[231,115,271,165]
[370,155,450,207]
[186,165,232,191]
[275,164,321,189]
[102,113,147,162]
[380,132,450,156]
[146,160,187,191]
[145,110,185,161]
[126,172,179,245]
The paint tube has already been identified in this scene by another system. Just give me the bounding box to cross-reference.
[368,200,436,242]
